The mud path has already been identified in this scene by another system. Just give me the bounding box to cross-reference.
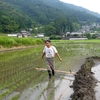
[70,57,100,100]
[0,45,44,52]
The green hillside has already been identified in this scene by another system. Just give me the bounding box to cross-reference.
[0,0,100,34]
[64,3,100,18]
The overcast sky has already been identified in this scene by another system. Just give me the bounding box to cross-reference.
[60,0,100,14]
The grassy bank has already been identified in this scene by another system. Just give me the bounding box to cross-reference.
[0,36,44,48]
[52,39,100,43]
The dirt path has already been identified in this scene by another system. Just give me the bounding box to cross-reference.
[0,45,43,52]
[70,57,100,100]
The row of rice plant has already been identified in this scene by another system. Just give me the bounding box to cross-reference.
[0,46,47,100]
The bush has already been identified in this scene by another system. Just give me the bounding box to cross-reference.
[0,36,44,48]
[50,35,61,40]
[6,38,19,47]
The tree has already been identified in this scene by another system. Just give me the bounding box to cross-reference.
[73,22,81,31]
[0,15,19,33]
[67,21,74,32]
[54,19,61,35]
[45,25,56,36]
[54,16,67,35]
[26,19,33,28]
[86,33,91,39]
[92,34,97,39]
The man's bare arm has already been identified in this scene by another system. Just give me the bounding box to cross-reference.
[56,53,62,62]
[42,52,45,59]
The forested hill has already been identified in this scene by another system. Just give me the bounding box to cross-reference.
[0,0,100,33]
[40,0,100,21]
[64,3,100,18]
[41,0,100,18]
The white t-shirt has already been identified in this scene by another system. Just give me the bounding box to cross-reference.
[43,46,58,58]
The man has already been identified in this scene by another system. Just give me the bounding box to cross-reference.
[42,40,62,79]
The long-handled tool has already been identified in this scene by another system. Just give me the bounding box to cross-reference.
[36,67,76,74]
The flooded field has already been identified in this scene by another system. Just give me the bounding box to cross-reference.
[17,74,74,100]
[0,42,100,100]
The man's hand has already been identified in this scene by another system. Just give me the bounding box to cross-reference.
[59,58,62,62]
[56,53,62,62]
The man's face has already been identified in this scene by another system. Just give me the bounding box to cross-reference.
[45,41,51,47]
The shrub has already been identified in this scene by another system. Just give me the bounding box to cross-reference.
[50,35,61,40]
[0,36,44,48]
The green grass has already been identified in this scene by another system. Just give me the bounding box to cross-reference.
[0,36,44,48]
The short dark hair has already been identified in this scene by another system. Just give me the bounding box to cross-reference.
[45,40,51,43]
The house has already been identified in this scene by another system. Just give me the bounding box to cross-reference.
[7,34,17,37]
[27,28,33,32]
[90,33,96,36]
[20,30,32,37]
[37,34,44,38]
[20,31,28,37]
[17,33,22,38]
[69,38,88,40]
[97,34,100,39]
[70,32,84,37]
[62,32,85,40]
[82,25,90,32]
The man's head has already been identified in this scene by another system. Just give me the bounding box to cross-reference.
[45,40,51,47]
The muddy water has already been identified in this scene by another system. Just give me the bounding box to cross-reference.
[92,64,100,100]
[18,74,74,100]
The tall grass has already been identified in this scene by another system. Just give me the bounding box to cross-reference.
[0,36,44,48]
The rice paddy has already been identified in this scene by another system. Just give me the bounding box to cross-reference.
[0,40,100,100]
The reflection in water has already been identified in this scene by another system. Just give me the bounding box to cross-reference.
[41,75,74,100]
[42,77,55,100]
[19,75,74,100]
[47,78,55,100]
